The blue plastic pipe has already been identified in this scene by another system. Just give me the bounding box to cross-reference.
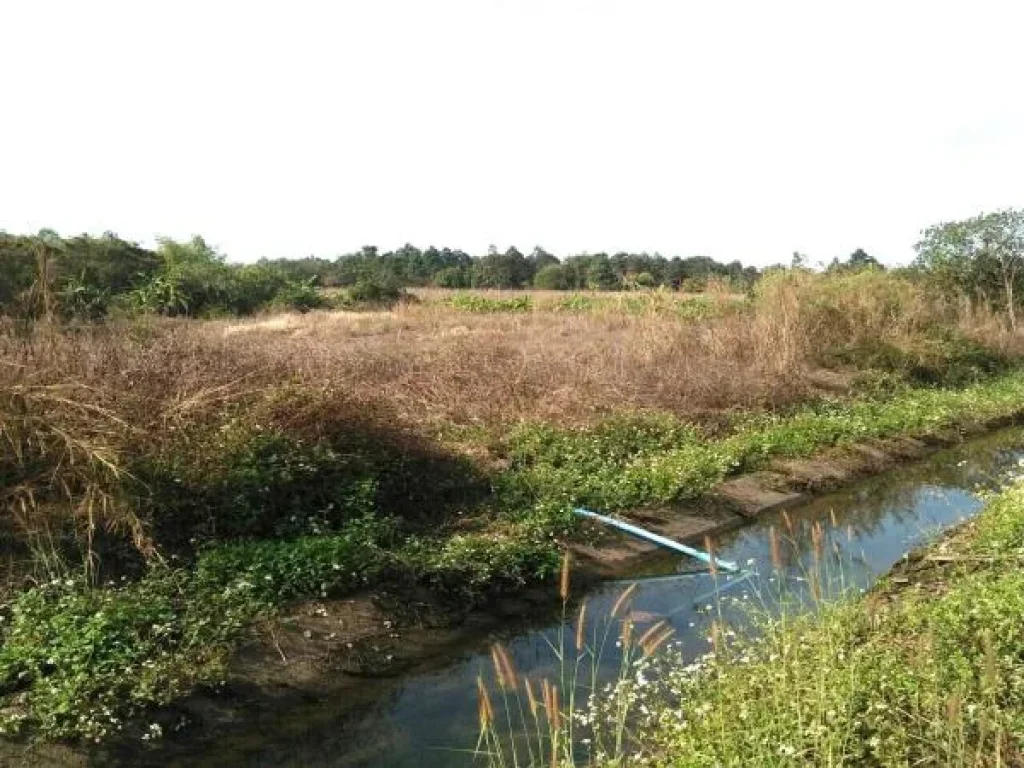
[574,507,740,573]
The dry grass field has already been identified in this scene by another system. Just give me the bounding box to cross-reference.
[10,270,1018,454]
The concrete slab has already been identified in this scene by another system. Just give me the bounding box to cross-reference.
[714,474,805,517]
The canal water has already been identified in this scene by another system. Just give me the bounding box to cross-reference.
[114,427,1024,767]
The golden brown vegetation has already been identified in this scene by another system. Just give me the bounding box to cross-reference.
[2,270,1021,574]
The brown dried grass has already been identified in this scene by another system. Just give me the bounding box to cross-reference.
[9,272,1019,441]
[3,271,1021,573]
[188,302,810,430]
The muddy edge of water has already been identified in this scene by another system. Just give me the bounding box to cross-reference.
[9,416,1024,766]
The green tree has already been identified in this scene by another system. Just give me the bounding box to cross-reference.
[586,254,618,290]
[529,246,558,273]
[472,246,532,288]
[915,209,1024,328]
[434,266,471,288]
[828,248,882,274]
[633,271,656,289]
[533,263,570,290]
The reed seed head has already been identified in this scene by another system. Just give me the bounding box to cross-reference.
[811,520,824,563]
[704,535,718,576]
[946,692,962,724]
[549,684,561,732]
[620,618,634,649]
[769,525,783,570]
[491,642,518,690]
[559,550,572,601]
[575,599,588,653]
[643,626,676,658]
[477,676,494,728]
[638,620,668,649]
[525,676,539,719]
[983,630,998,690]
[610,582,638,618]
[710,620,723,654]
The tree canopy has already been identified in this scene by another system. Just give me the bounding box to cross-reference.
[915,209,1024,327]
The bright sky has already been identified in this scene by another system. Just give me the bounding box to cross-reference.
[2,1,1023,266]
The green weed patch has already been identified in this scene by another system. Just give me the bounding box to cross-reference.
[500,371,1024,512]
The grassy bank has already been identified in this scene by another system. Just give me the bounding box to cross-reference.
[473,477,1024,767]
[569,479,1024,766]
[4,269,1024,744]
[6,371,1024,744]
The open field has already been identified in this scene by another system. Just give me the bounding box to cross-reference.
[5,268,1024,748]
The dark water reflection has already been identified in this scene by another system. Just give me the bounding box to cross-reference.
[112,428,1024,767]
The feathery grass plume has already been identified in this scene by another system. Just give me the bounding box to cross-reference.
[477,675,494,728]
[809,570,822,602]
[490,645,504,687]
[642,626,676,658]
[982,630,997,691]
[946,692,962,725]
[710,620,723,654]
[525,676,540,720]
[619,618,633,649]
[575,599,588,653]
[829,508,838,527]
[637,620,668,649]
[610,582,638,618]
[542,678,556,727]
[782,509,794,535]
[491,643,518,690]
[846,523,854,542]
[559,550,572,601]
[811,520,825,563]
[769,525,783,570]
[548,684,561,732]
[704,535,718,576]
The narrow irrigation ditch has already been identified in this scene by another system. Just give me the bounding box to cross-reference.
[68,424,1024,768]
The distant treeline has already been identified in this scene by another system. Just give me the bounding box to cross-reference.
[298,244,762,292]
[0,231,783,320]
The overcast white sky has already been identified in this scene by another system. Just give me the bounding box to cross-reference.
[2,1,1022,266]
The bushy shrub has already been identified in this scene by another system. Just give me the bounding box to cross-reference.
[825,334,1010,387]
[346,275,407,305]
[533,264,570,290]
[433,266,471,289]
[270,278,326,312]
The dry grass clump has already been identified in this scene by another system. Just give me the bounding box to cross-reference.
[0,347,147,582]
[193,303,810,430]
[14,269,1009,440]
[187,271,1018,432]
